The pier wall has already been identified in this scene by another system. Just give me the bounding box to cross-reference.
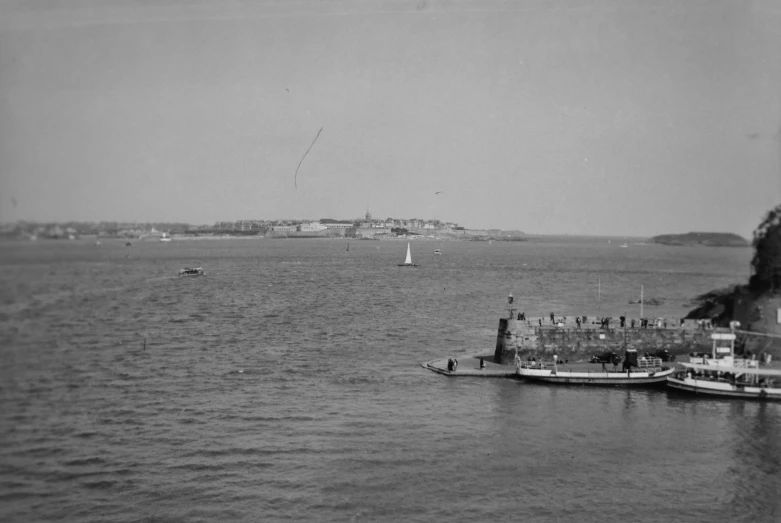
[494,318,718,365]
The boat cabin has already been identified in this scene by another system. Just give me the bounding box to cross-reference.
[687,331,758,369]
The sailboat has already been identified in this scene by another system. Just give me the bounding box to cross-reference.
[398,242,417,267]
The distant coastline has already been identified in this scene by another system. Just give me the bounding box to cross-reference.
[649,232,749,247]
[0,231,528,243]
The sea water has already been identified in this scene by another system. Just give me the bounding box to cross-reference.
[0,237,778,522]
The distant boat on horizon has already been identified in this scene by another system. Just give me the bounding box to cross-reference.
[620,243,628,248]
[398,243,417,267]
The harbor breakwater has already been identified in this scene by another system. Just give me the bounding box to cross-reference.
[494,317,723,364]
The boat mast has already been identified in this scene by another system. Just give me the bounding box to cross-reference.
[640,285,644,319]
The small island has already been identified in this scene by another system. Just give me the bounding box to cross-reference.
[650,232,748,247]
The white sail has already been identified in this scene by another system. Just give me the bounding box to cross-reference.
[405,243,412,264]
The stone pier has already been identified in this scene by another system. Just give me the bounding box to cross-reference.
[493,317,717,365]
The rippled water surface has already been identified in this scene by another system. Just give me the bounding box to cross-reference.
[1,237,779,522]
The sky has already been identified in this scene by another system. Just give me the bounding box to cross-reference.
[0,0,779,237]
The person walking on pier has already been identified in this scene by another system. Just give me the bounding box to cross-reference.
[550,312,555,324]
[576,316,581,329]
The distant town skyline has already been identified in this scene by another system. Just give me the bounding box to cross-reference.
[1,0,779,238]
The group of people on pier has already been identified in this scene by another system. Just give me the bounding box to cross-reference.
[513,311,716,331]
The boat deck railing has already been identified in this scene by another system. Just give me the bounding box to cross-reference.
[638,357,663,368]
[674,371,777,388]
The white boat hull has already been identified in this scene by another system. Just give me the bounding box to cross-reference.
[516,366,674,386]
[667,377,781,400]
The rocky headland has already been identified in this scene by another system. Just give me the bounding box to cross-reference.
[681,205,781,357]
[650,232,749,247]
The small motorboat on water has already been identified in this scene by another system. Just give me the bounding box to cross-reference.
[667,330,781,400]
[515,348,674,386]
[433,249,441,255]
[178,267,205,277]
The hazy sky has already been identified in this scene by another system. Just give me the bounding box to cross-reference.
[0,0,779,236]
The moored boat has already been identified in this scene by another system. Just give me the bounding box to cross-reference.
[515,349,674,386]
[667,330,781,400]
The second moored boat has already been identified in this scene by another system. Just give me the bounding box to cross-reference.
[667,330,781,400]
